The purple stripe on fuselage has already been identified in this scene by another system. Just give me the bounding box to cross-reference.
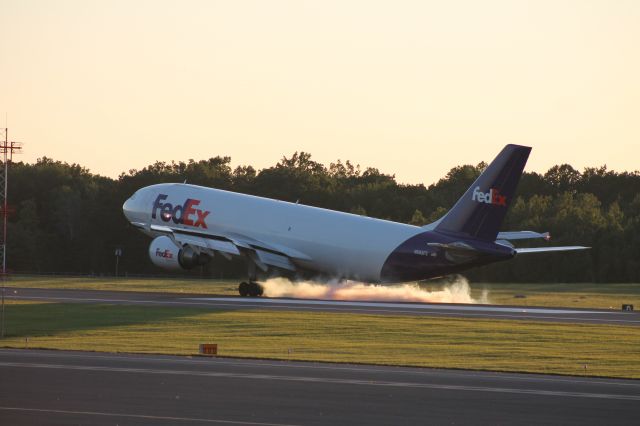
[379,230,514,283]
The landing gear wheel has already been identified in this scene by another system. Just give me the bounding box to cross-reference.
[248,281,264,297]
[239,282,250,297]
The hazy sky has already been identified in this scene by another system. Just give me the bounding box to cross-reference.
[1,0,638,184]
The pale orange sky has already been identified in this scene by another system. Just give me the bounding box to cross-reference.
[0,0,638,184]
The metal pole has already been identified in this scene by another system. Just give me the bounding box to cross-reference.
[1,286,4,339]
[1,287,4,339]
[2,128,6,275]
[1,128,6,339]
[0,129,20,339]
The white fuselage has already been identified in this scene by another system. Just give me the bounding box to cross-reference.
[124,183,424,282]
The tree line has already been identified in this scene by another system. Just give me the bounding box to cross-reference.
[6,153,640,282]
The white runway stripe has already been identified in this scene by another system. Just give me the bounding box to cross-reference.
[2,348,639,388]
[0,406,299,425]
[10,294,640,325]
[186,297,609,315]
[1,361,639,401]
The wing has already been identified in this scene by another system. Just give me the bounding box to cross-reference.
[515,246,590,254]
[150,224,310,272]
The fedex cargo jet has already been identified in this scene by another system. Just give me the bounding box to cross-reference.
[123,145,588,297]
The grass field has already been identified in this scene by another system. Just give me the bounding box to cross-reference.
[1,300,639,379]
[5,275,239,295]
[471,282,640,309]
[5,275,640,309]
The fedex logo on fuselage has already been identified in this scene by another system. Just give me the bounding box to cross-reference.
[471,186,507,206]
[152,194,210,228]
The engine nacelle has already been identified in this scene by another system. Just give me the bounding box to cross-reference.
[149,236,211,271]
[149,236,182,270]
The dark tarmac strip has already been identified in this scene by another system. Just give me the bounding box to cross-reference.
[0,349,639,425]
[6,286,640,325]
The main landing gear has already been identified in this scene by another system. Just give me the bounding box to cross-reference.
[239,257,264,297]
[238,281,264,297]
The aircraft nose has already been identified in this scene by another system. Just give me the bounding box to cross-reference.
[123,196,135,222]
[123,189,151,226]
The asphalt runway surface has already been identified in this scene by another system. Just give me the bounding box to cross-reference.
[6,287,640,325]
[0,348,639,425]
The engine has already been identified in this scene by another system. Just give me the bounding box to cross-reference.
[148,235,211,270]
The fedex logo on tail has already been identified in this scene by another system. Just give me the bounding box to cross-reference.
[471,186,507,206]
[152,194,210,228]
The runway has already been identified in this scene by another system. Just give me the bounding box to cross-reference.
[6,287,640,325]
[0,348,638,425]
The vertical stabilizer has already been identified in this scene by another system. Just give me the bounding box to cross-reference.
[434,144,531,241]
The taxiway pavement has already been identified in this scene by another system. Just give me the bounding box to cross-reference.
[0,348,639,425]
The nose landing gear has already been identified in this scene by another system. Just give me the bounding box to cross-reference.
[239,281,264,297]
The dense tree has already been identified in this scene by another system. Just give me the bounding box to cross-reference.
[4,154,639,282]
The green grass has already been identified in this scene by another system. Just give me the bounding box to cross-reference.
[5,275,640,309]
[1,300,639,379]
[468,282,640,309]
[5,275,239,295]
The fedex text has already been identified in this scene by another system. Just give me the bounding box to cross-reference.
[471,186,507,206]
[152,194,210,228]
[155,248,174,259]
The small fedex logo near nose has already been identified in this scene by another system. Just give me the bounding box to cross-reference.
[152,194,210,228]
[471,186,507,206]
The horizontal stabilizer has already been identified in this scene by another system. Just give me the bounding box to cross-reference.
[497,231,550,241]
[515,246,590,254]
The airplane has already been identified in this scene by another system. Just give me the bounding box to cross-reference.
[122,144,588,297]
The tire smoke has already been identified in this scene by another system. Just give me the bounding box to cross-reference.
[261,275,488,304]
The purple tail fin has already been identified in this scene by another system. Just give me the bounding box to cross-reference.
[435,144,531,241]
